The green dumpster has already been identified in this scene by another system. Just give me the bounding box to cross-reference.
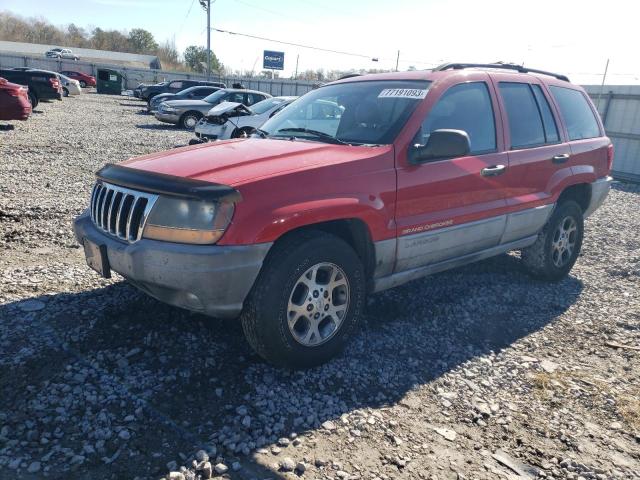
[96,69,123,94]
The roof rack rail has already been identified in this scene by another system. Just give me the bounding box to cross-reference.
[338,73,361,80]
[434,63,570,82]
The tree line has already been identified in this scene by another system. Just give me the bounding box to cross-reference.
[0,11,221,73]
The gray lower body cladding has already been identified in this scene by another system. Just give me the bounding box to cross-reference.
[74,212,271,318]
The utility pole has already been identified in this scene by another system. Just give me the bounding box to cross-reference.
[199,0,211,80]
[395,50,400,72]
[294,54,299,79]
[597,58,610,111]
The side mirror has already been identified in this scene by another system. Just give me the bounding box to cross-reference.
[409,129,471,164]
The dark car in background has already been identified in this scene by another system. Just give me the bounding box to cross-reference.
[0,68,62,107]
[59,70,96,88]
[0,77,32,121]
[140,79,226,101]
[154,88,271,129]
[147,85,221,112]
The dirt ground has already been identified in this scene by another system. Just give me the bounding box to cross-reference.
[0,92,639,480]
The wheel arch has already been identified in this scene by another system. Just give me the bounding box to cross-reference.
[557,183,591,212]
[268,218,377,290]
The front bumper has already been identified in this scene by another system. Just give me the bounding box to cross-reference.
[154,111,180,124]
[584,176,613,218]
[74,212,271,318]
[195,122,224,140]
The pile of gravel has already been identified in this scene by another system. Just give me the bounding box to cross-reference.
[0,93,638,479]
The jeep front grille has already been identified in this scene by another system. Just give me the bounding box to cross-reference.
[90,182,158,243]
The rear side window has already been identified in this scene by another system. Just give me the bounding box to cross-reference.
[531,85,559,143]
[499,83,545,148]
[549,86,601,140]
[420,82,496,154]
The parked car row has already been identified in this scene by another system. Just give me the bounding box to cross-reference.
[0,67,96,124]
[131,77,286,134]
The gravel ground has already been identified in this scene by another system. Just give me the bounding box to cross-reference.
[0,92,639,480]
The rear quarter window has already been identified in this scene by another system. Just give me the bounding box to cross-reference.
[549,86,601,140]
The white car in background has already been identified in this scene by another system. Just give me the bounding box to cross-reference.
[193,96,297,142]
[58,73,81,97]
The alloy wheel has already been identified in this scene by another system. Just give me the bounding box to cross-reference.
[287,262,350,347]
[551,216,577,267]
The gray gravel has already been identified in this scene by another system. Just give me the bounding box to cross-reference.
[1,92,639,479]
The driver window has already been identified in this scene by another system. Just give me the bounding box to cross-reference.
[419,82,496,154]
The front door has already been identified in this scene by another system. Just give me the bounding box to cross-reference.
[395,80,510,272]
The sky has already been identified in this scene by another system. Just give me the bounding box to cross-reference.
[2,0,639,84]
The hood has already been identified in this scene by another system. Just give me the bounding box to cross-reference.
[152,93,175,102]
[206,101,251,117]
[121,138,390,187]
[163,99,211,108]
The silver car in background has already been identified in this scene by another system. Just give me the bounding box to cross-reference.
[154,88,271,129]
[193,96,297,141]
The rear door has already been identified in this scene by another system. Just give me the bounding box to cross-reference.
[491,75,569,240]
[394,76,511,271]
[547,84,610,180]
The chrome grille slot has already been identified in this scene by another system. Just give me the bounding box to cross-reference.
[89,181,158,243]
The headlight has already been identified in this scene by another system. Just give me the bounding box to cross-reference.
[143,197,234,244]
[159,103,176,112]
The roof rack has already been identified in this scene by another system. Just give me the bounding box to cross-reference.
[434,63,570,82]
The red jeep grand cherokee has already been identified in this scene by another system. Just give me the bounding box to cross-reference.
[74,63,613,368]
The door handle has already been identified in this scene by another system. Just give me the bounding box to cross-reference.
[481,164,506,177]
[552,153,570,164]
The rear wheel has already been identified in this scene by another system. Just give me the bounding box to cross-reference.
[62,87,69,97]
[521,200,584,281]
[27,92,38,109]
[241,231,365,368]
[180,111,202,130]
[79,80,87,88]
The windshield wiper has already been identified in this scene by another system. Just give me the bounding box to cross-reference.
[254,128,269,138]
[274,127,348,145]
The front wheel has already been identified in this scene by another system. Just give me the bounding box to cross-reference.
[521,200,584,281]
[180,111,202,130]
[241,231,365,368]
[62,87,69,97]
[79,80,87,88]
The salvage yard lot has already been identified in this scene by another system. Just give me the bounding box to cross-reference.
[0,93,639,479]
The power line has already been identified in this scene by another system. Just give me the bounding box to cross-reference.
[211,27,379,60]
[176,0,197,36]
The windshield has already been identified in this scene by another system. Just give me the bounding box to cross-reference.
[250,97,289,115]
[203,90,228,104]
[260,80,430,145]
[177,86,201,96]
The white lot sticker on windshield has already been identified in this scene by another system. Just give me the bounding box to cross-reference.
[378,88,428,99]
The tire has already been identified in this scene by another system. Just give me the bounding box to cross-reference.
[180,111,202,130]
[27,92,38,109]
[79,80,87,88]
[232,127,255,138]
[521,200,584,281]
[241,231,366,368]
[62,87,69,97]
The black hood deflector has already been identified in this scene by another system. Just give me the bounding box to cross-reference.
[96,164,242,203]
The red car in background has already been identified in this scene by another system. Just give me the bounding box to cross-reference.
[0,77,32,121]
[59,70,96,88]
